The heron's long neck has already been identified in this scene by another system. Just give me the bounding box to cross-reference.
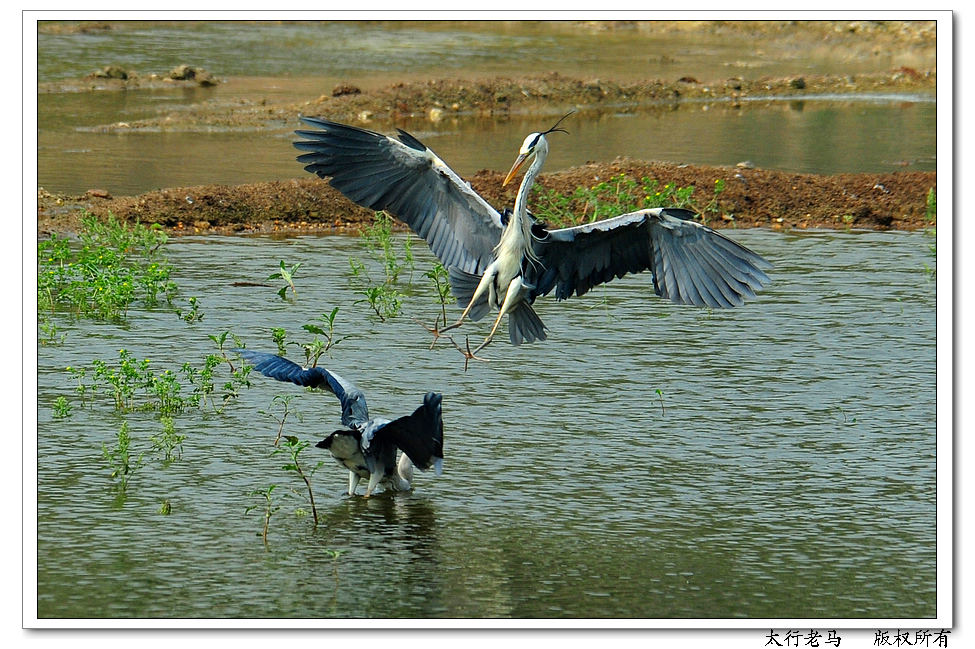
[497,144,546,264]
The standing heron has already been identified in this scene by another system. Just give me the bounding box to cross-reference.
[236,349,444,497]
[294,115,771,356]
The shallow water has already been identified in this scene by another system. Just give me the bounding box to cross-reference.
[35,229,937,619]
[35,20,936,196]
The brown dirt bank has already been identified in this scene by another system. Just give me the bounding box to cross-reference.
[37,160,936,237]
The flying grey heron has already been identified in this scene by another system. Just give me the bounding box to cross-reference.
[235,349,444,497]
[294,115,772,356]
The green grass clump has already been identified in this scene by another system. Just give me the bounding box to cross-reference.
[531,173,726,227]
[102,420,144,491]
[37,212,177,322]
[66,336,251,417]
[348,212,415,321]
[923,187,936,276]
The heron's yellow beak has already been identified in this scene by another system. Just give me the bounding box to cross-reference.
[503,153,529,187]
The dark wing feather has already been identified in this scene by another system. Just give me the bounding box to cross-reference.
[530,207,771,308]
[294,117,503,275]
[372,392,444,474]
[234,349,370,427]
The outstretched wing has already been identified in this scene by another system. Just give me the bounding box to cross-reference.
[373,392,444,475]
[530,207,772,308]
[294,117,504,275]
[234,349,369,428]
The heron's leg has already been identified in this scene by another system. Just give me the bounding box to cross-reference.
[395,452,414,489]
[364,470,383,498]
[347,471,361,496]
[439,269,495,334]
[472,278,525,355]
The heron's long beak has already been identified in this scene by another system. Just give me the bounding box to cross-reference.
[503,153,529,187]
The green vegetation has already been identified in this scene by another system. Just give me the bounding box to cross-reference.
[274,435,326,527]
[102,420,144,491]
[258,394,302,446]
[67,342,250,417]
[268,260,302,300]
[425,262,456,330]
[38,212,177,322]
[150,416,185,462]
[357,284,403,322]
[264,308,347,368]
[175,296,204,323]
[531,173,726,227]
[360,211,414,284]
[297,307,345,366]
[271,327,288,355]
[52,396,72,419]
[38,318,66,346]
[246,484,281,546]
[923,188,936,276]
[349,212,414,321]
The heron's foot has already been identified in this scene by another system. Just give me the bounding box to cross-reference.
[415,316,464,350]
[413,317,445,349]
[446,335,490,372]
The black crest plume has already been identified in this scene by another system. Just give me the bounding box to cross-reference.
[542,110,574,136]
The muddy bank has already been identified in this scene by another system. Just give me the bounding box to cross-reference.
[37,159,936,237]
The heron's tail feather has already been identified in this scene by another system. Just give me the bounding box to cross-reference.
[507,302,547,346]
[379,392,444,476]
[447,266,491,321]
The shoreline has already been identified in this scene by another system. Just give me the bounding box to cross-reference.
[37,159,936,237]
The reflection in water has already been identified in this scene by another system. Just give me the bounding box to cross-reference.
[306,495,443,618]
[36,95,936,196]
[35,230,936,620]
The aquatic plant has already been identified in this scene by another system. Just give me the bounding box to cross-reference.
[91,348,151,412]
[361,211,414,284]
[51,396,72,419]
[271,327,287,355]
[38,317,66,346]
[425,262,455,328]
[67,335,250,418]
[357,284,403,322]
[245,484,281,546]
[258,394,302,446]
[298,307,345,363]
[175,296,204,323]
[205,331,253,409]
[268,260,302,300]
[150,368,184,416]
[37,212,178,323]
[415,261,459,344]
[348,212,412,321]
[180,352,251,413]
[102,420,144,491]
[274,435,325,527]
[263,309,347,368]
[150,416,185,462]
